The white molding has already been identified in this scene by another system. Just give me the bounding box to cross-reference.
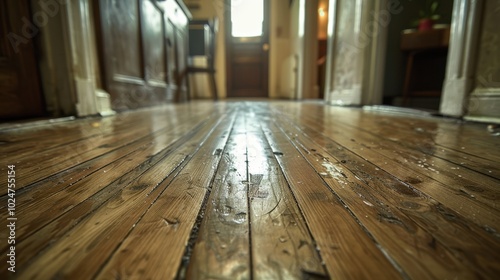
[440,0,483,117]
[95,89,115,116]
[467,94,500,119]
[326,85,362,105]
[324,0,386,106]
[300,0,319,99]
[440,77,474,116]
[364,0,387,105]
[464,115,500,124]
[63,0,114,117]
[471,87,500,97]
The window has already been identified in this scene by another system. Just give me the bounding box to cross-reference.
[231,0,264,37]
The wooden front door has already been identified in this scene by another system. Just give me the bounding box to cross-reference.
[0,0,44,119]
[226,0,269,98]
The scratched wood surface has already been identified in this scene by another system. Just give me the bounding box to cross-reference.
[0,101,499,279]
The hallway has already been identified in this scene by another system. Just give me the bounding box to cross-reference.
[1,101,499,279]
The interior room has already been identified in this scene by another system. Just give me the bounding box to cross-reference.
[382,0,455,111]
[1,0,499,278]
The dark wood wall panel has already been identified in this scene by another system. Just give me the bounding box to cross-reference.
[165,19,176,85]
[108,0,142,79]
[96,0,189,110]
[142,0,167,85]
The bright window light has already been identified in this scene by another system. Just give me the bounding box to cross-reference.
[231,0,263,37]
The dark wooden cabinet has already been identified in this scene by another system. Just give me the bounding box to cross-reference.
[95,0,190,110]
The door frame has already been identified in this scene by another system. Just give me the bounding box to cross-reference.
[439,0,499,122]
[224,0,270,98]
[65,0,115,116]
[296,0,319,99]
[325,0,499,122]
[35,0,114,117]
[324,0,387,105]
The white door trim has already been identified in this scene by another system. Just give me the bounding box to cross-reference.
[63,0,114,117]
[439,0,483,117]
[324,0,387,106]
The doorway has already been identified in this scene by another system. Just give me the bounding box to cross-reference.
[225,0,269,98]
[381,0,455,111]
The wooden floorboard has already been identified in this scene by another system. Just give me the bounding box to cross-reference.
[267,109,498,278]
[272,107,500,230]
[0,101,499,279]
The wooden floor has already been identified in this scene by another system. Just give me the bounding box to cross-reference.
[1,101,499,279]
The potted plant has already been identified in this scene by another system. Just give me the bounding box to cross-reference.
[417,0,440,31]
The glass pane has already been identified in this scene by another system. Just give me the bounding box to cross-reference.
[231,0,263,37]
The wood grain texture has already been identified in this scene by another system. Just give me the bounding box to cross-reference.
[0,110,216,246]
[0,112,222,271]
[260,121,402,279]
[1,101,499,279]
[269,110,495,278]
[186,113,250,279]
[0,104,215,195]
[246,113,327,279]
[270,104,500,232]
[95,112,236,279]
[12,112,229,279]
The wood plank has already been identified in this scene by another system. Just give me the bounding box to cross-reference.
[0,108,147,158]
[185,108,327,279]
[0,112,215,251]
[325,117,500,201]
[330,109,500,179]
[297,103,500,162]
[185,113,251,279]
[273,106,500,233]
[258,117,402,279]
[0,112,224,273]
[0,101,499,279]
[328,105,500,164]
[94,113,236,279]
[270,109,499,278]
[0,105,215,195]
[246,113,327,278]
[0,103,193,151]
[0,110,212,211]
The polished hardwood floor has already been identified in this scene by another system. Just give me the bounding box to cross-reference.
[0,101,499,279]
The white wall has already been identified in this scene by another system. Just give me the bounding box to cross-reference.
[269,0,291,98]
